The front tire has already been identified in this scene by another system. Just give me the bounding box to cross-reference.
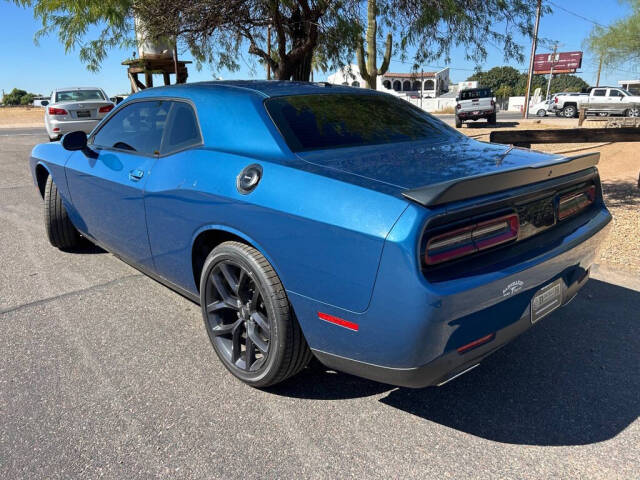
[455,115,462,128]
[200,241,311,387]
[44,176,81,249]
[626,107,640,117]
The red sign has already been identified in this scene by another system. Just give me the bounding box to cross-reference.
[533,51,582,74]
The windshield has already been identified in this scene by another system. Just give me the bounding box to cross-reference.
[265,93,455,152]
[459,88,492,100]
[55,89,106,102]
[619,88,632,96]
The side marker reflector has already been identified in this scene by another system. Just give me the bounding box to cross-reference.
[318,312,359,331]
[457,333,495,354]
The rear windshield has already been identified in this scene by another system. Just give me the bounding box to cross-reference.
[55,90,106,102]
[265,93,453,152]
[459,88,492,100]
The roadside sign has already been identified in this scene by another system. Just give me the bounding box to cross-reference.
[534,51,582,74]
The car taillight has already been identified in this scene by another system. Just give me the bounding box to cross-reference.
[490,99,495,106]
[558,185,596,221]
[425,213,519,266]
[456,103,461,110]
[48,107,67,115]
[99,104,114,113]
[554,97,558,103]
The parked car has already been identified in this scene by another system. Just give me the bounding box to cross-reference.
[552,87,640,118]
[44,87,114,141]
[455,87,496,127]
[29,81,611,388]
[530,99,553,117]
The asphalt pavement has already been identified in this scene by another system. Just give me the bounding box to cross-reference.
[0,131,638,479]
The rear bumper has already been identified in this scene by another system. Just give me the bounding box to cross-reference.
[313,262,592,388]
[457,109,494,120]
[46,118,99,137]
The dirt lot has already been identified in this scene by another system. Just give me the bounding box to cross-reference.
[0,106,44,127]
[460,120,640,275]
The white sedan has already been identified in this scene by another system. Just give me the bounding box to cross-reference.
[44,87,114,141]
[531,99,553,117]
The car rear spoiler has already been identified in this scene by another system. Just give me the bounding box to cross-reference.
[401,152,599,207]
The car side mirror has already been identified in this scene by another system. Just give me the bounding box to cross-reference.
[41,100,49,107]
[61,131,88,151]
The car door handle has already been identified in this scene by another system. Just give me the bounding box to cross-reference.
[128,169,144,181]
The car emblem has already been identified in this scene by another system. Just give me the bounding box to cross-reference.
[502,280,524,297]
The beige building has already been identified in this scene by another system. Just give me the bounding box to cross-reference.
[327,64,450,97]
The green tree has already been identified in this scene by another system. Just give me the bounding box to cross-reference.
[549,74,589,93]
[586,0,640,70]
[467,66,522,92]
[13,0,541,82]
[11,0,133,72]
[2,88,39,105]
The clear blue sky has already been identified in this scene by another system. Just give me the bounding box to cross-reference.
[1,0,638,97]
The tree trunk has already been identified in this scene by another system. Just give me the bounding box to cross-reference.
[292,51,312,81]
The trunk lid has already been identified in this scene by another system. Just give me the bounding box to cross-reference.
[55,101,111,120]
[296,138,564,191]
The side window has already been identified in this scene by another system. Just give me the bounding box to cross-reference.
[608,89,623,97]
[92,100,170,155]
[592,89,606,97]
[160,102,202,155]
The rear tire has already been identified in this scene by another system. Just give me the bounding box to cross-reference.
[562,105,577,118]
[200,241,311,387]
[536,109,546,117]
[43,176,81,249]
[455,115,462,128]
[487,112,497,124]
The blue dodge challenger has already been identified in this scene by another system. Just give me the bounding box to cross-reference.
[29,81,611,388]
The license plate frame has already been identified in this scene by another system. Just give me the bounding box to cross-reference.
[76,110,91,118]
[531,278,563,324]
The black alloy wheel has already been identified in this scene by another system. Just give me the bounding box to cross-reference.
[204,260,271,372]
[200,242,311,387]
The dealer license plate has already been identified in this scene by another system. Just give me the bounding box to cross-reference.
[531,279,563,324]
[77,110,91,118]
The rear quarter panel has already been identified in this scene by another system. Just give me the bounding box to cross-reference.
[144,148,409,313]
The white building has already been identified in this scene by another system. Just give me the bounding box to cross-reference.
[327,64,450,97]
[619,79,640,95]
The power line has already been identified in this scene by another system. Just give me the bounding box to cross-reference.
[547,1,607,28]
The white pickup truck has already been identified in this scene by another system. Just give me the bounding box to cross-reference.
[552,87,640,118]
[455,87,496,128]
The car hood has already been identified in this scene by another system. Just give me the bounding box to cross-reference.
[295,138,563,190]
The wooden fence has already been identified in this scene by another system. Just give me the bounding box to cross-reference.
[489,127,640,148]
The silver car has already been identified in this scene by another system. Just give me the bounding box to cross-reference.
[44,87,114,141]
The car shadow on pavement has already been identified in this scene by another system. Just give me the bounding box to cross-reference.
[273,279,639,446]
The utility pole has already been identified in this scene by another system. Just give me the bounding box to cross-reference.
[420,70,423,109]
[523,0,542,119]
[266,25,272,80]
[595,56,603,86]
[545,43,558,101]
